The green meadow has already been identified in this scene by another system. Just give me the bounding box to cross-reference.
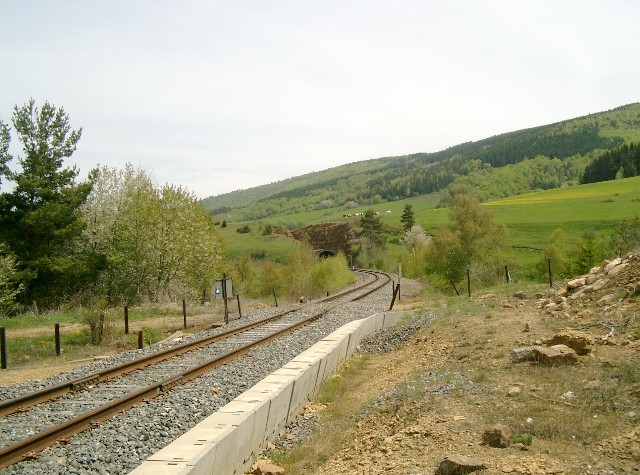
[428,177,640,278]
[220,177,640,280]
[487,176,640,253]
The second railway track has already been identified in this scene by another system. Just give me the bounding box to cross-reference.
[0,270,393,472]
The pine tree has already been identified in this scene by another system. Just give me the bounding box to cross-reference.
[0,99,91,306]
[400,204,415,231]
[574,230,600,274]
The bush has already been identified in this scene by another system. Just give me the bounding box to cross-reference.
[311,253,354,294]
[608,216,640,257]
[538,228,571,282]
[512,433,533,446]
[426,194,506,291]
[78,298,109,345]
[262,223,273,236]
[0,248,24,317]
[236,224,251,234]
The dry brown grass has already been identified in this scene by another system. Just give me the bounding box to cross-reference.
[268,283,640,474]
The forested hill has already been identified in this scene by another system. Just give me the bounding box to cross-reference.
[201,103,640,221]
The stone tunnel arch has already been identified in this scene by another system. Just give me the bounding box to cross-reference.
[317,249,336,259]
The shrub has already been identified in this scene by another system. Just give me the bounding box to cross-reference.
[512,433,533,446]
[79,298,108,345]
[311,252,353,294]
[0,248,24,317]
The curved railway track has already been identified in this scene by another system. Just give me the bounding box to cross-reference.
[0,270,392,469]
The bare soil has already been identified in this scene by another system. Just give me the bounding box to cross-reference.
[260,258,640,474]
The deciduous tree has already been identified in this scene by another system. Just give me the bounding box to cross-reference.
[426,194,506,291]
[0,120,11,185]
[0,245,24,316]
[81,165,224,304]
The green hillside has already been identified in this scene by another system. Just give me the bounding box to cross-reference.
[200,156,395,213]
[201,103,640,222]
[213,176,640,284]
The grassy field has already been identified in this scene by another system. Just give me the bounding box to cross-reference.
[486,176,640,245]
[215,224,304,262]
[0,304,210,367]
[218,177,640,280]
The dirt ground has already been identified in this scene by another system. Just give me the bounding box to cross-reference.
[259,256,640,474]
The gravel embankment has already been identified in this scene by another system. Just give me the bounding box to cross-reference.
[1,280,398,475]
[268,309,440,452]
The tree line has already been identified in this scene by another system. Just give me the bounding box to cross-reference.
[581,142,640,184]
[218,112,636,221]
[0,99,224,315]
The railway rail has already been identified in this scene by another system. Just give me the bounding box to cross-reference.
[0,270,392,469]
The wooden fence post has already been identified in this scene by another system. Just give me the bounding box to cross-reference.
[1,327,7,369]
[397,263,402,301]
[138,330,143,349]
[55,323,61,356]
[222,273,229,324]
[548,257,553,288]
[467,267,471,297]
[236,294,242,319]
[182,299,187,329]
[389,283,400,311]
[124,306,129,335]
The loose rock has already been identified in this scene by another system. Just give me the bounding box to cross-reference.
[435,454,488,474]
[250,460,285,475]
[543,327,594,355]
[534,344,579,365]
[482,424,511,448]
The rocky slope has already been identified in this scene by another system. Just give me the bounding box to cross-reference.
[253,254,640,474]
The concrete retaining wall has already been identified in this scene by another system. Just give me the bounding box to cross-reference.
[129,310,414,475]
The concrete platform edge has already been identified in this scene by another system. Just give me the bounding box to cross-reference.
[128,309,415,475]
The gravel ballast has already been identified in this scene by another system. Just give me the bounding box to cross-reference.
[1,279,406,475]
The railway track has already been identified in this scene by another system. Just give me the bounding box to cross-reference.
[0,270,392,469]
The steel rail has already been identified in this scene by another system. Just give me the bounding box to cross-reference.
[0,270,383,417]
[0,306,333,468]
[0,270,391,468]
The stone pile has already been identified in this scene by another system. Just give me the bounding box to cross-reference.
[538,252,639,320]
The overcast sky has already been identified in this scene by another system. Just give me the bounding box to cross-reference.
[1,1,638,199]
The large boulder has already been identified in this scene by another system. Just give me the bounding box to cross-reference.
[567,277,586,289]
[603,257,622,274]
[435,454,488,474]
[543,328,594,355]
[607,262,628,277]
[534,344,579,365]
